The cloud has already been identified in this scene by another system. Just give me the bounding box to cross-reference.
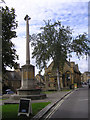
[70,54,88,73]
[4,0,89,75]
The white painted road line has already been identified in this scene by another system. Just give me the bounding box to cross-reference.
[46,99,64,119]
[45,91,74,119]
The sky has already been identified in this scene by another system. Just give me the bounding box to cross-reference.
[1,0,90,75]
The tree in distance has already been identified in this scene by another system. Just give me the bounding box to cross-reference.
[31,20,90,91]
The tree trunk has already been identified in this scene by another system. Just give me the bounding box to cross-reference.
[57,67,60,91]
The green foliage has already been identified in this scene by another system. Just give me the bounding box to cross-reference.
[31,20,72,71]
[2,6,18,73]
[71,33,90,59]
[31,20,90,72]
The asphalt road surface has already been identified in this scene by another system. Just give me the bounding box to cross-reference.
[46,85,88,119]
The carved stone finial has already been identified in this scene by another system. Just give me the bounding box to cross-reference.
[24,15,31,21]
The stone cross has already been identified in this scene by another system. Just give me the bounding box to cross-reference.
[24,15,31,65]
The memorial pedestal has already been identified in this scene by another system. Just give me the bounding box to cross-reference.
[11,64,46,100]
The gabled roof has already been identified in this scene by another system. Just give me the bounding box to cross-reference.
[45,59,80,74]
[46,60,71,72]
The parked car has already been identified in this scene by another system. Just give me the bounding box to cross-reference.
[84,82,87,85]
[7,91,14,94]
[88,79,90,88]
[6,89,14,94]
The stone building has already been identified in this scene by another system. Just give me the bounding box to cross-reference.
[3,70,21,93]
[3,59,82,93]
[44,60,81,91]
[81,71,90,83]
[35,73,45,89]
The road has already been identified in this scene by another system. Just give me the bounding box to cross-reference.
[45,85,88,119]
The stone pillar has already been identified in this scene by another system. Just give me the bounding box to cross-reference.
[11,15,46,100]
[24,15,31,65]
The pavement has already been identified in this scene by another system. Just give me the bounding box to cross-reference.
[1,89,77,119]
[32,89,75,120]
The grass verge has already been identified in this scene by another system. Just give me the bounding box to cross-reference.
[61,89,71,92]
[42,89,71,94]
[0,98,9,101]
[0,102,51,120]
[42,91,56,94]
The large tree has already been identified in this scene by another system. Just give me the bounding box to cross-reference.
[2,6,18,73]
[31,20,90,90]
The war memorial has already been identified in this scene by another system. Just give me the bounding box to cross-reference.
[12,15,46,100]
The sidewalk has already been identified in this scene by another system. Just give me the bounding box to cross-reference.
[32,90,74,119]
[1,89,76,119]
[2,90,72,105]
[32,90,72,103]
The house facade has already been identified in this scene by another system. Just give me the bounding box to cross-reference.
[3,70,21,93]
[81,71,90,83]
[44,60,81,91]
